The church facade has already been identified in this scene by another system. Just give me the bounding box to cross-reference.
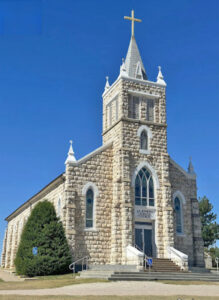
[1,12,205,270]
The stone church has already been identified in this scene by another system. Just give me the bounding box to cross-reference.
[1,11,204,271]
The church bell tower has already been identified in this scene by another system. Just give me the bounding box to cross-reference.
[102,10,174,264]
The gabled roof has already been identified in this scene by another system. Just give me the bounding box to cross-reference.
[125,36,147,80]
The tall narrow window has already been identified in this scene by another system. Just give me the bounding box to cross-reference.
[133,96,139,119]
[128,95,140,119]
[140,130,148,150]
[115,98,119,121]
[86,189,94,228]
[147,99,154,121]
[135,168,154,207]
[57,198,61,218]
[107,102,112,127]
[174,197,182,234]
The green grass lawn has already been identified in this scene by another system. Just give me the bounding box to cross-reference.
[0,273,108,290]
[0,296,219,300]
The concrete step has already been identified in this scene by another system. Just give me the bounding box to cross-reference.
[146,258,182,272]
[79,270,114,279]
[109,272,219,281]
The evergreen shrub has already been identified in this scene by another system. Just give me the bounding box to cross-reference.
[14,200,72,277]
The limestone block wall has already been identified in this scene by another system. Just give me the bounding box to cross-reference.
[169,160,204,266]
[65,145,113,265]
[1,178,65,268]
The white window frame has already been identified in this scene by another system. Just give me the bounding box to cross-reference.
[137,125,153,155]
[173,191,185,236]
[82,182,99,231]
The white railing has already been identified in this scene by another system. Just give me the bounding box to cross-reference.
[125,245,144,270]
[167,246,188,271]
[69,256,89,274]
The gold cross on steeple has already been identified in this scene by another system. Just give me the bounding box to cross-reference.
[124,10,142,37]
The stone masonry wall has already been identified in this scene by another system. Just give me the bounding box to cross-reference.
[65,145,113,265]
[169,160,204,266]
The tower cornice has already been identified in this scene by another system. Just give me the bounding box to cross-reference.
[103,76,166,99]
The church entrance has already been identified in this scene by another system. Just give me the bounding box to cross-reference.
[135,222,153,257]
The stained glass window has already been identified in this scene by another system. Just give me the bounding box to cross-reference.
[86,189,94,228]
[174,197,182,233]
[135,168,154,207]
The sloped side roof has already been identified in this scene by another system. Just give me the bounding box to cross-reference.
[5,173,65,221]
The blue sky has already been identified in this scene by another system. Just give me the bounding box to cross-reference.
[0,0,218,257]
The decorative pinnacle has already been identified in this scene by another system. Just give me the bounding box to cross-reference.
[156,66,166,86]
[119,57,127,78]
[65,140,76,165]
[104,76,110,91]
[188,156,196,175]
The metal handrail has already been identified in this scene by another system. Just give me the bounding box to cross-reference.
[69,255,89,274]
[134,244,150,269]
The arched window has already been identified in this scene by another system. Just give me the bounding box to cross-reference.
[140,130,148,150]
[174,197,182,234]
[86,189,94,228]
[135,167,154,207]
[137,125,152,154]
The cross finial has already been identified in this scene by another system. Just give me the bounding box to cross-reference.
[124,10,142,37]
[69,140,73,145]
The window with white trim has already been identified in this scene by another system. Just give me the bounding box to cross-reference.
[86,189,94,228]
[128,95,140,119]
[140,130,148,150]
[135,167,154,207]
[137,125,152,155]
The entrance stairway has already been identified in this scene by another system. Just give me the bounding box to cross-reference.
[79,259,219,281]
[145,258,182,272]
[109,271,219,281]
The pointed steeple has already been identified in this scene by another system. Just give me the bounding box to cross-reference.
[125,36,147,80]
[65,140,76,165]
[188,157,196,175]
